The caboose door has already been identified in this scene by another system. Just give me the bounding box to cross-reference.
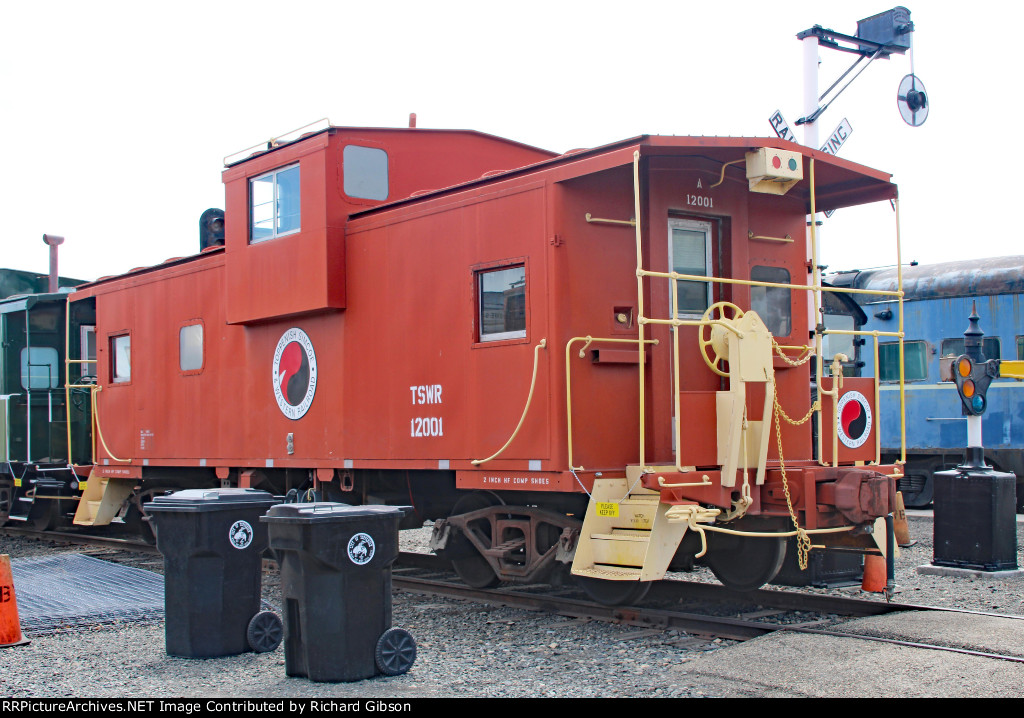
[664,216,723,468]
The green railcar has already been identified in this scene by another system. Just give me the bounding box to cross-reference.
[0,274,95,528]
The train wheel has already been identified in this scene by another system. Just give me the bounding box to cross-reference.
[0,477,13,525]
[705,533,786,592]
[123,507,157,545]
[576,577,651,606]
[897,470,934,509]
[448,491,503,589]
[29,500,58,531]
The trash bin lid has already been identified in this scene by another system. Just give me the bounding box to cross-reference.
[261,502,406,523]
[147,488,279,513]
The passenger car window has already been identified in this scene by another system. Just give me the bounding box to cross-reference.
[250,164,301,242]
[940,337,1001,361]
[879,340,927,382]
[479,266,526,342]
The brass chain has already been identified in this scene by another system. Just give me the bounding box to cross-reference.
[771,338,815,367]
[772,385,813,570]
[776,398,820,426]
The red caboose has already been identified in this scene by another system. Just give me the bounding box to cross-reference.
[69,121,902,602]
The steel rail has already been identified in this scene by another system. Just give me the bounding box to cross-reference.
[391,569,1024,663]
[0,526,160,555]
[778,625,1024,664]
[395,552,1024,622]
[390,574,775,641]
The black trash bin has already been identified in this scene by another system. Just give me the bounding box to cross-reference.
[147,488,282,658]
[262,503,416,682]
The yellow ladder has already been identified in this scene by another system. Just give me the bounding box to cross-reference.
[73,470,134,526]
[571,469,691,582]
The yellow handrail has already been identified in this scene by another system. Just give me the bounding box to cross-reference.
[90,386,131,463]
[471,339,547,466]
[632,151,648,471]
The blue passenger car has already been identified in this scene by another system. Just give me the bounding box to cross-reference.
[827,257,1024,511]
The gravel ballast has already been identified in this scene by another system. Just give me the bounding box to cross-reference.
[1,514,1022,698]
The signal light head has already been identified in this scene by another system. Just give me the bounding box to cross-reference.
[972,395,986,413]
[957,357,972,377]
[962,379,975,398]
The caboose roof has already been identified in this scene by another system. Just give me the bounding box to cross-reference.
[224,125,559,168]
[351,134,897,218]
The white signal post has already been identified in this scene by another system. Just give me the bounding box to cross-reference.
[803,33,824,347]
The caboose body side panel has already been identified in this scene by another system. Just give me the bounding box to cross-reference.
[77,134,895,491]
[56,127,907,595]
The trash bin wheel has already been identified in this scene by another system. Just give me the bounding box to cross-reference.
[247,611,284,653]
[375,627,416,676]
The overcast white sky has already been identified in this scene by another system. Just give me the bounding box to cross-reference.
[1,1,1014,281]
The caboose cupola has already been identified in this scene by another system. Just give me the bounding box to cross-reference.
[221,122,555,325]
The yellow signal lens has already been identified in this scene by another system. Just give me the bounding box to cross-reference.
[958,358,972,377]
[963,379,976,397]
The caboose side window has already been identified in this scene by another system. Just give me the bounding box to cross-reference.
[111,334,131,383]
[250,164,301,243]
[179,324,204,372]
[343,145,389,201]
[668,218,711,317]
[478,266,526,342]
[1018,336,1024,360]
[750,266,791,337]
[879,340,927,382]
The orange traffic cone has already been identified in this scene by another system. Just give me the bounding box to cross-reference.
[893,492,914,547]
[862,553,888,593]
[0,554,30,648]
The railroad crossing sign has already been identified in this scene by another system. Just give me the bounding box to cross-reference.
[768,110,798,143]
[819,118,854,156]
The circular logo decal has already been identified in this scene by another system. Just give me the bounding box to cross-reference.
[836,390,872,449]
[272,328,318,420]
[229,520,254,549]
[348,532,376,565]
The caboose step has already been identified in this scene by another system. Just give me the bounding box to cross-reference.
[573,565,643,581]
[590,529,650,541]
[73,472,134,527]
[571,470,692,583]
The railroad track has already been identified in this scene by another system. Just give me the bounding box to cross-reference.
[1,525,161,555]
[6,525,1024,663]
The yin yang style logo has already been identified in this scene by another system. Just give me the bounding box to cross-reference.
[836,390,872,449]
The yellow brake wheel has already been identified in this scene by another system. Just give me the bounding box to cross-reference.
[699,301,744,377]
